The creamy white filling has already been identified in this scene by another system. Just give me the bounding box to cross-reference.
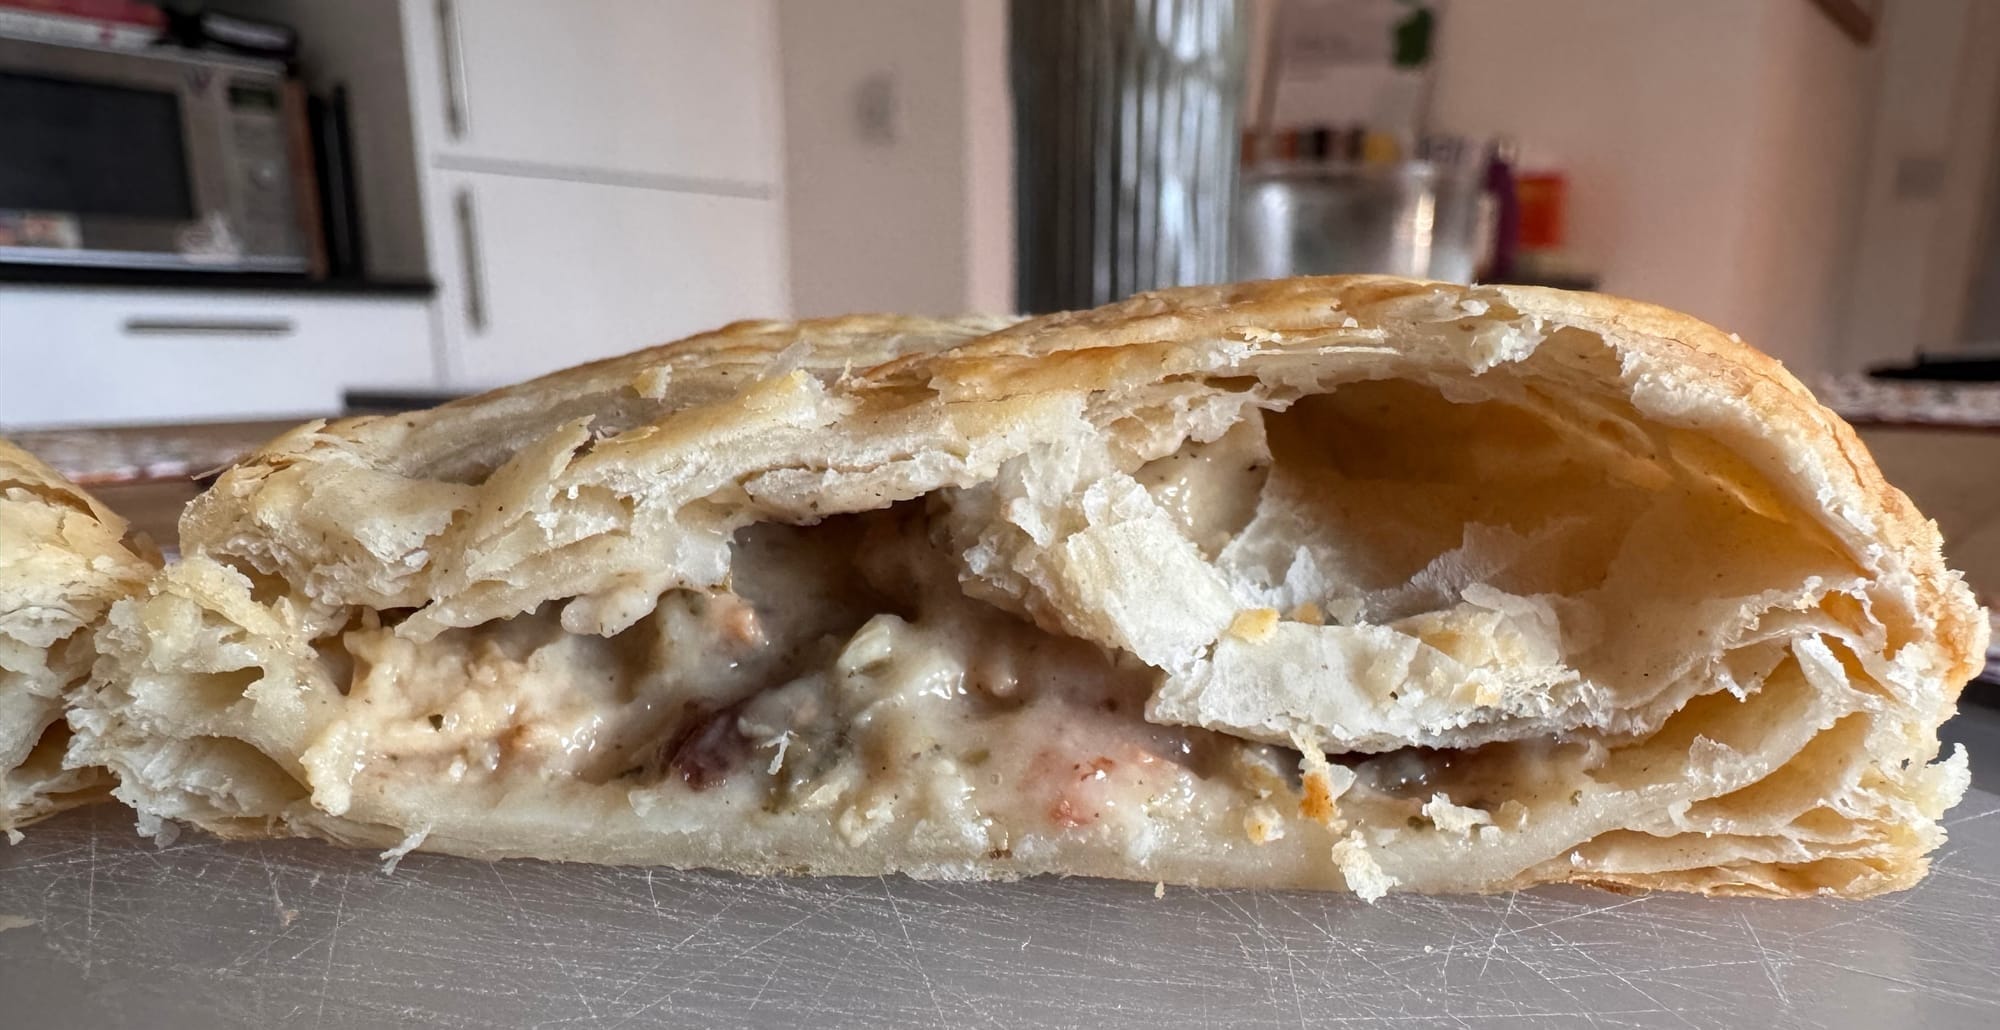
[298,507,1278,850]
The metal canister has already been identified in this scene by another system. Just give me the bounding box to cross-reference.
[1233,158,1488,284]
[1011,0,1248,313]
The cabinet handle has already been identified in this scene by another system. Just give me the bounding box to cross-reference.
[436,0,470,140]
[122,317,295,336]
[454,187,488,334]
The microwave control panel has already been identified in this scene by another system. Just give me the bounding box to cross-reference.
[220,74,303,261]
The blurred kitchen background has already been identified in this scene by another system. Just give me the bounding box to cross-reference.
[2,0,1999,759]
[1,0,1997,411]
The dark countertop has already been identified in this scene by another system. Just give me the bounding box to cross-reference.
[0,262,433,297]
[1820,374,2000,429]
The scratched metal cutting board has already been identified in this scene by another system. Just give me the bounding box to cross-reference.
[2,790,1996,1029]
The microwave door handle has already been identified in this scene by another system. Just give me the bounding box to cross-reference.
[454,187,488,334]
[436,0,471,140]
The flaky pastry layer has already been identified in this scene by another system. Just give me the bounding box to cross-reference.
[1,440,154,829]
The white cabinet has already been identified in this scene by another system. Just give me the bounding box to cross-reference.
[0,288,437,428]
[411,0,781,187]
[396,0,791,390]
[433,171,786,387]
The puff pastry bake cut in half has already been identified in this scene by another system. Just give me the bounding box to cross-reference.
[75,277,1983,897]
[1,440,154,831]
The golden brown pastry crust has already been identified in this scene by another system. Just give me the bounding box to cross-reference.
[0,439,154,830]
[77,277,1983,897]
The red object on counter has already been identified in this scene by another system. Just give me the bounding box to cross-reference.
[2,0,162,25]
[0,0,164,26]
[0,0,165,49]
[1516,171,1568,251]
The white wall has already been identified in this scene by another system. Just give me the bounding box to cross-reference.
[1837,0,2000,368]
[961,0,1015,314]
[1731,0,1878,375]
[1429,0,1876,374]
[776,0,1012,318]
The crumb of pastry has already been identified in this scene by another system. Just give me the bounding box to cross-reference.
[1227,608,1280,643]
[1332,830,1398,902]
[1290,731,1356,828]
[1244,803,1285,844]
[1420,793,1494,835]
[630,366,673,399]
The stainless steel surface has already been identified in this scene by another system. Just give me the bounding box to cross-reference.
[1011,0,1246,311]
[1235,160,1485,283]
[2,790,1995,1028]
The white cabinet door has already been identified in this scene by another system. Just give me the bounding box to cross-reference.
[411,0,780,188]
[434,171,787,388]
[0,289,437,428]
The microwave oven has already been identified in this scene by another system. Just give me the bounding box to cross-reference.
[0,35,308,273]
